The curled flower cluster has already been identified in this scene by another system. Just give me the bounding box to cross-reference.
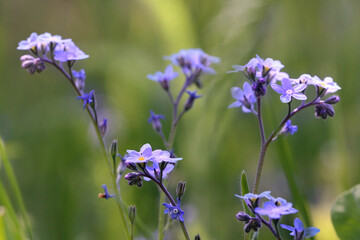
[235,191,319,239]
[229,55,341,137]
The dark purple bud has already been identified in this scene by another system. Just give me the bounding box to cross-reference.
[236,212,250,223]
[129,205,136,224]
[125,161,138,171]
[194,234,201,240]
[176,181,186,199]
[100,119,108,136]
[125,172,143,188]
[315,103,335,120]
[244,217,262,233]
[252,80,266,97]
[161,80,169,91]
[325,95,340,105]
[184,90,202,111]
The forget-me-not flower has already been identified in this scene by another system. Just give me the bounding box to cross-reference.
[163,199,185,222]
[54,41,89,62]
[147,65,178,90]
[124,143,155,164]
[255,200,298,219]
[235,191,272,208]
[228,81,256,113]
[279,120,298,136]
[77,90,94,109]
[98,184,115,200]
[310,76,341,94]
[281,218,320,239]
[184,90,202,111]
[148,111,165,132]
[271,78,307,103]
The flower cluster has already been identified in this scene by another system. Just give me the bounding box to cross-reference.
[235,191,319,239]
[229,55,341,136]
[147,49,219,148]
[123,143,182,186]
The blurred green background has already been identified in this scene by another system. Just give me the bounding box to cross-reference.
[1,0,360,239]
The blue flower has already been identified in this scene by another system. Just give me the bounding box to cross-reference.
[229,57,261,73]
[271,78,307,103]
[77,90,94,109]
[143,161,175,181]
[147,65,179,90]
[280,120,298,136]
[235,191,272,209]
[256,55,284,73]
[309,76,341,94]
[152,150,182,163]
[163,199,184,222]
[165,49,219,75]
[148,111,165,132]
[184,90,202,111]
[228,81,256,113]
[281,218,320,239]
[17,33,41,50]
[72,69,86,81]
[255,200,298,219]
[54,41,89,62]
[98,184,115,200]
[124,143,155,164]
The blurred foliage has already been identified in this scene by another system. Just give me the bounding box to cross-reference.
[1,0,360,239]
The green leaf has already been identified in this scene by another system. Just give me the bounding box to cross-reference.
[240,170,252,217]
[331,184,360,239]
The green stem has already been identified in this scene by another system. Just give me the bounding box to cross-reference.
[158,192,166,240]
[0,138,33,240]
[41,57,130,239]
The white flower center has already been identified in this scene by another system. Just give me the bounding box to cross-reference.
[286,89,293,95]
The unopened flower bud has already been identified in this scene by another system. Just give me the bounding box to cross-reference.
[125,161,138,171]
[110,139,117,164]
[236,212,250,223]
[184,90,201,111]
[252,80,266,97]
[315,103,335,120]
[20,55,46,74]
[194,234,201,240]
[125,172,143,187]
[100,119,108,137]
[244,217,262,233]
[129,205,136,224]
[325,95,340,105]
[176,181,186,199]
[148,111,164,133]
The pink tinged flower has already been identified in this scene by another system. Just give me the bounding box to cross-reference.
[271,78,307,103]
[124,143,154,163]
[310,76,341,94]
[228,81,256,113]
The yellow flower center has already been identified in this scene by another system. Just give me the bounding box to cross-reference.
[138,156,145,161]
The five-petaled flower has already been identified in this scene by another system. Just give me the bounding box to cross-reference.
[124,143,156,163]
[228,81,257,113]
[255,200,298,219]
[279,120,298,136]
[163,199,185,222]
[271,78,307,103]
[147,65,179,90]
[310,76,341,94]
[235,191,272,209]
[77,90,94,109]
[98,184,115,200]
[281,218,320,239]
[54,41,89,62]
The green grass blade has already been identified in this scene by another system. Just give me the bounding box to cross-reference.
[0,137,33,240]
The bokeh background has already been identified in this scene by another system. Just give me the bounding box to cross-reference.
[1,0,359,239]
